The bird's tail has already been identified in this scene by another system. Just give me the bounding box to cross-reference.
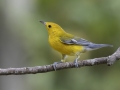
[85,43,113,51]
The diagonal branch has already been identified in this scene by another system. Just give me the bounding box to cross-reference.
[0,47,120,75]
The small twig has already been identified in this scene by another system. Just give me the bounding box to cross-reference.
[0,47,120,75]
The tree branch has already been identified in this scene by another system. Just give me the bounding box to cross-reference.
[0,47,120,75]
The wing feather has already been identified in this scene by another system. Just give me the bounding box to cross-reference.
[60,35,112,51]
[60,36,91,46]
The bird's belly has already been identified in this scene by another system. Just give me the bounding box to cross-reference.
[49,38,84,56]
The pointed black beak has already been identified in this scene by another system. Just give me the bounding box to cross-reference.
[39,21,46,25]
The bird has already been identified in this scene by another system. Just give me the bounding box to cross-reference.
[40,21,113,70]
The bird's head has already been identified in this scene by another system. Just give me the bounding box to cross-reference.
[40,21,65,36]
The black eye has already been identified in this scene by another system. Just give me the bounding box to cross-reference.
[48,25,52,28]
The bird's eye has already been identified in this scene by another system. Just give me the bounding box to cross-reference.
[48,25,52,28]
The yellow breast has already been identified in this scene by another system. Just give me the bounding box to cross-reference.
[49,36,84,56]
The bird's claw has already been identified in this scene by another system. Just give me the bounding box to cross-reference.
[74,59,79,68]
[53,61,62,71]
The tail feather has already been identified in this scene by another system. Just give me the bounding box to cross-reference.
[85,43,113,51]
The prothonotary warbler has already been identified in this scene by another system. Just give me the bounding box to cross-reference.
[40,21,113,70]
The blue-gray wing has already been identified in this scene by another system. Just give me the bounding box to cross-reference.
[60,37,92,46]
[60,36,113,51]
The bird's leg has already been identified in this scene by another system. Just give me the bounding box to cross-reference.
[61,54,67,62]
[74,53,81,68]
[53,54,67,70]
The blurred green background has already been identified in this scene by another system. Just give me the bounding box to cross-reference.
[0,0,120,90]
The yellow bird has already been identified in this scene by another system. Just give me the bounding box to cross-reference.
[40,21,113,69]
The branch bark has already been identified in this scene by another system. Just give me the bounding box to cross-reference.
[0,47,120,75]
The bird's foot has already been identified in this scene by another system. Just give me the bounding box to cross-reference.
[53,61,63,71]
[74,59,79,68]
